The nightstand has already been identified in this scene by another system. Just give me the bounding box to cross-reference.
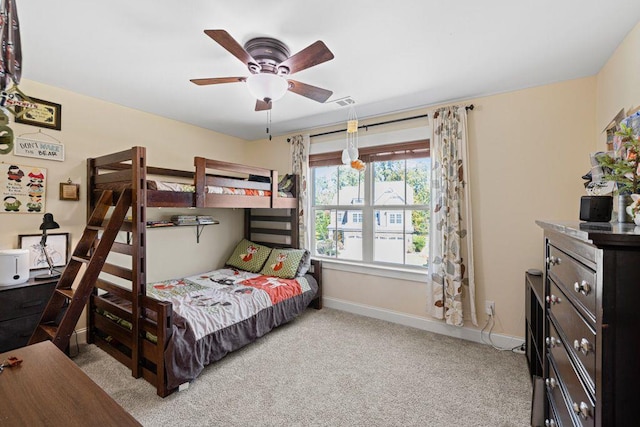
[0,277,57,352]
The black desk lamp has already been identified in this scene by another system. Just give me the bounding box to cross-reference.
[34,213,61,281]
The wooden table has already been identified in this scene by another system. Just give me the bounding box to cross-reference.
[0,341,141,426]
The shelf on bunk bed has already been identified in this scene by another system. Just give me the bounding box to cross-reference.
[145,219,219,243]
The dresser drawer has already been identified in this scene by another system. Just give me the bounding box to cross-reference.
[547,321,595,427]
[0,313,42,352]
[548,245,596,323]
[548,281,596,393]
[0,283,55,322]
[546,358,575,427]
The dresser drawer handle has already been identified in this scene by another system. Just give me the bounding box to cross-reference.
[546,256,561,267]
[573,280,592,296]
[545,378,557,389]
[572,401,591,419]
[546,336,561,348]
[545,419,556,427]
[20,300,45,309]
[545,294,561,305]
[573,338,592,355]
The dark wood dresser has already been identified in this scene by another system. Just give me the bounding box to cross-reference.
[525,271,544,380]
[0,277,57,352]
[536,221,640,427]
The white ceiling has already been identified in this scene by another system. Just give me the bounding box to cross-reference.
[16,1,640,141]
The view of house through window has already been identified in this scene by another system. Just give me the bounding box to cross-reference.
[311,141,430,269]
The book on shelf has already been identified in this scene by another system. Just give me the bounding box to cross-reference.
[171,215,198,225]
[196,215,219,225]
[167,215,219,226]
[146,220,174,227]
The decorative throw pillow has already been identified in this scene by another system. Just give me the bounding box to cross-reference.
[278,174,295,193]
[296,249,311,276]
[248,174,271,183]
[259,248,307,279]
[225,239,272,273]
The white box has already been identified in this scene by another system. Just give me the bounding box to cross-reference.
[0,249,30,286]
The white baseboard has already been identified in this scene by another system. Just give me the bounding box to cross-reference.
[322,297,524,350]
[74,327,88,345]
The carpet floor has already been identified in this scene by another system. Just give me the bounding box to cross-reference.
[73,308,532,426]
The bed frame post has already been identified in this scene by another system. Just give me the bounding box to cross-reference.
[86,157,97,344]
[270,170,278,208]
[194,157,206,208]
[130,146,147,379]
[310,259,323,309]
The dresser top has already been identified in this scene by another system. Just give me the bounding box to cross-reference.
[0,276,58,291]
[536,220,640,247]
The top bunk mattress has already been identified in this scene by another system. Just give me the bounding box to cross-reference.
[147,179,294,198]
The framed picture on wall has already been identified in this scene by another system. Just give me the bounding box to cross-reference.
[59,181,80,201]
[14,97,62,131]
[18,232,70,270]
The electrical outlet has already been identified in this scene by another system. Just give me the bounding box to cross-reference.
[485,300,495,316]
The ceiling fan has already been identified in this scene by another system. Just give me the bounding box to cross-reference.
[190,30,335,111]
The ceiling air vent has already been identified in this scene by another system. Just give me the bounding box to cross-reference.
[330,96,356,107]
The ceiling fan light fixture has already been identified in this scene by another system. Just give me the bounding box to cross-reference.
[246,73,288,103]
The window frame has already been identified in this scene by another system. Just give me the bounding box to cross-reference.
[310,139,430,271]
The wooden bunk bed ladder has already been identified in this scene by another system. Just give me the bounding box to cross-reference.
[29,189,132,352]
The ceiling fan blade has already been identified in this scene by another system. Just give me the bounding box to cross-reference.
[255,99,272,111]
[287,79,333,103]
[190,77,246,86]
[278,40,334,75]
[204,29,260,71]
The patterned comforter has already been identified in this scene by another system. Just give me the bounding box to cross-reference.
[148,180,293,198]
[147,268,317,389]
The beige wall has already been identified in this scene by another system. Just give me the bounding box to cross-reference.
[596,21,640,146]
[246,76,597,338]
[1,79,250,328]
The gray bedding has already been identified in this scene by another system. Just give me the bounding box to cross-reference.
[146,268,317,389]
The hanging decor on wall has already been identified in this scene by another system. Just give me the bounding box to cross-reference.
[14,130,64,161]
[1,162,47,213]
[0,0,22,92]
[14,96,62,130]
[0,111,13,155]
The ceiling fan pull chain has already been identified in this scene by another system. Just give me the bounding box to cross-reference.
[266,110,272,141]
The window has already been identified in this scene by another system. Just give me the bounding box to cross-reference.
[310,140,430,269]
[388,213,402,224]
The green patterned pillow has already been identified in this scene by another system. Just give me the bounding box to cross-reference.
[259,248,306,279]
[225,239,272,273]
[278,174,295,193]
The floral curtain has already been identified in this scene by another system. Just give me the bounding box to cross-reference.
[290,134,310,249]
[426,106,477,326]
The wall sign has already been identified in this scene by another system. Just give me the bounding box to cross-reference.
[14,137,64,161]
[14,97,62,131]
[1,162,47,214]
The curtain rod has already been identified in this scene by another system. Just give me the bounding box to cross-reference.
[289,104,474,141]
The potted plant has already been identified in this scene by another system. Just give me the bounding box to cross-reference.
[596,121,640,223]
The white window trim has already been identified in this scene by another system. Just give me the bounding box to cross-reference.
[311,165,429,270]
[318,257,428,282]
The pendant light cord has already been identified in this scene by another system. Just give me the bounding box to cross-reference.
[266,110,272,141]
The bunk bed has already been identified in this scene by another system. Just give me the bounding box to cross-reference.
[85,146,322,397]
